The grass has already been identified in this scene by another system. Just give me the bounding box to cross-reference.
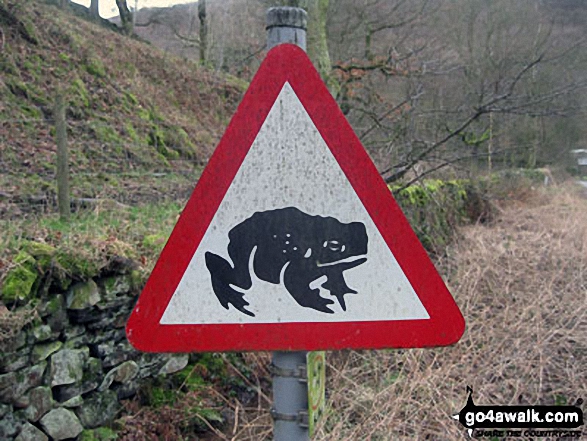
[99,181,586,440]
[312,182,586,439]
[0,199,183,303]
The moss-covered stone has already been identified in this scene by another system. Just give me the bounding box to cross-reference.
[39,408,83,440]
[75,390,119,429]
[14,422,48,441]
[32,325,52,343]
[50,348,88,387]
[32,340,63,362]
[23,386,53,422]
[99,276,130,299]
[54,250,99,281]
[66,280,100,310]
[61,395,83,408]
[2,251,38,304]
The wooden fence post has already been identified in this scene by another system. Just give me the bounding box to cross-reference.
[54,93,70,222]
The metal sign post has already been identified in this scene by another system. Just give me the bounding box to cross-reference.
[266,7,311,441]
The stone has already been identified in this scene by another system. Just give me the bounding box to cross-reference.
[158,354,189,376]
[43,295,69,333]
[75,390,119,429]
[53,358,101,403]
[61,395,83,408]
[39,408,83,440]
[98,360,139,391]
[0,363,46,404]
[94,340,136,369]
[15,422,48,441]
[38,294,64,318]
[66,280,100,310]
[1,332,27,352]
[23,387,53,422]
[0,402,10,418]
[63,334,90,349]
[32,341,63,363]
[99,275,131,299]
[50,348,88,386]
[88,329,125,346]
[13,394,30,408]
[32,325,52,343]
[114,380,139,400]
[0,349,31,374]
[67,308,100,324]
[0,411,24,438]
[62,325,85,339]
[0,371,16,394]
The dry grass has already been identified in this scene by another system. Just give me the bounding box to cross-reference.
[115,183,586,440]
[311,183,587,440]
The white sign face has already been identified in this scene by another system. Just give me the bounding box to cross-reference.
[160,83,429,325]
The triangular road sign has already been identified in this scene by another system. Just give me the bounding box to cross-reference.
[126,44,465,352]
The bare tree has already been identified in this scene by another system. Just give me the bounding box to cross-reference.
[115,0,132,34]
[326,0,587,184]
[198,0,207,64]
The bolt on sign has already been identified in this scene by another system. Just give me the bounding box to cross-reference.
[126,44,465,353]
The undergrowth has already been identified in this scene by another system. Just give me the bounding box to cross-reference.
[314,182,586,439]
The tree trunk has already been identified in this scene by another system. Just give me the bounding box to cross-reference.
[306,0,337,94]
[198,0,207,64]
[89,0,99,19]
[115,0,133,35]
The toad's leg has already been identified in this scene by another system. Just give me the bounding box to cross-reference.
[205,250,254,317]
[283,262,334,314]
[322,271,357,311]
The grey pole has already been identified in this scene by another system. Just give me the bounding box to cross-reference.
[267,7,307,51]
[267,8,310,440]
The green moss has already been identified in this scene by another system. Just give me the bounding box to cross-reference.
[54,249,100,280]
[124,91,139,106]
[23,241,56,268]
[80,427,118,441]
[0,54,20,76]
[225,74,250,92]
[22,19,39,45]
[59,52,71,62]
[45,295,64,315]
[137,108,150,121]
[164,126,197,159]
[89,122,123,148]
[85,58,106,78]
[390,179,471,253]
[124,123,140,144]
[142,234,167,252]
[20,104,43,119]
[22,55,42,79]
[2,251,38,304]
[6,78,30,99]
[69,77,91,109]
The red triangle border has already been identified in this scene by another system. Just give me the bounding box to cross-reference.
[126,44,465,352]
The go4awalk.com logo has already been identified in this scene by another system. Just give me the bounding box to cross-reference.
[452,386,584,438]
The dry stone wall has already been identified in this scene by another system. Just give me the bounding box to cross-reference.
[0,270,188,440]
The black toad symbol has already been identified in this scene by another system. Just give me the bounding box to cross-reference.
[205,207,368,317]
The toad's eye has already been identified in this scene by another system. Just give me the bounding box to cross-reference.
[324,240,342,252]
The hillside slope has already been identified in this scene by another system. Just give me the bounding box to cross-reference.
[0,0,246,213]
